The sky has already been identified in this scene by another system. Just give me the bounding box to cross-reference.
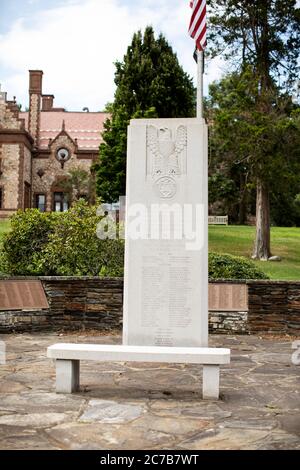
[0,0,226,111]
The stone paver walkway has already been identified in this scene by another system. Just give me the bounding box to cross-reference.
[0,332,299,450]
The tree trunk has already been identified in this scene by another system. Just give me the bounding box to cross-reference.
[252,179,271,260]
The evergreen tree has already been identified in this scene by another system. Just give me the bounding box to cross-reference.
[94,26,195,202]
[207,0,300,259]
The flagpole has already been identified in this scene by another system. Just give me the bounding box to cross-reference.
[197,49,204,119]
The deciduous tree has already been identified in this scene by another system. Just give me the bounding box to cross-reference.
[207,69,300,249]
[207,0,300,259]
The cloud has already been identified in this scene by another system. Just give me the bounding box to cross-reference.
[0,0,224,110]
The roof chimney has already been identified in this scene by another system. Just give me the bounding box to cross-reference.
[42,94,54,111]
[29,70,43,94]
[29,70,43,146]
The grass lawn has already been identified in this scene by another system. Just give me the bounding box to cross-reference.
[209,225,300,281]
[0,220,299,280]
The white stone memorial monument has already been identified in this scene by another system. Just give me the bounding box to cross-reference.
[123,118,208,348]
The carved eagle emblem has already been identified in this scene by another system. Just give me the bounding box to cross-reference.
[147,125,187,179]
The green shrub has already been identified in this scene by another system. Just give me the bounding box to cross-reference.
[209,252,269,280]
[0,210,58,275]
[37,200,124,277]
[0,201,124,277]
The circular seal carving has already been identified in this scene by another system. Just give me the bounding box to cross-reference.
[155,176,177,199]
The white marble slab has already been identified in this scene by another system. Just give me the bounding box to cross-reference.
[123,118,208,347]
[47,344,230,365]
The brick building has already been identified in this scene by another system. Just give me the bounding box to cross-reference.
[0,70,109,217]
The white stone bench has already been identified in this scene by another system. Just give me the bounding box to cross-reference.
[208,216,229,225]
[47,344,230,400]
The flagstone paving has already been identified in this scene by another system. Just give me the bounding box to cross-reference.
[0,332,299,450]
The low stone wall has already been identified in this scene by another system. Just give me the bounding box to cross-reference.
[209,310,248,334]
[0,277,299,335]
[0,277,123,333]
[248,281,300,335]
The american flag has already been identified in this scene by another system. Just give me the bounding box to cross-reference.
[189,0,207,51]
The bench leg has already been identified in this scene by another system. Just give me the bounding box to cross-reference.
[202,365,220,400]
[55,359,80,394]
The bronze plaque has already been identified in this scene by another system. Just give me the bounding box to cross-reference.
[0,281,49,311]
[209,284,248,311]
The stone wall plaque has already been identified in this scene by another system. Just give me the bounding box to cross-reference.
[123,118,208,347]
[209,284,248,312]
[0,280,49,311]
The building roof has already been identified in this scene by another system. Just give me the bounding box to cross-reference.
[19,111,110,151]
